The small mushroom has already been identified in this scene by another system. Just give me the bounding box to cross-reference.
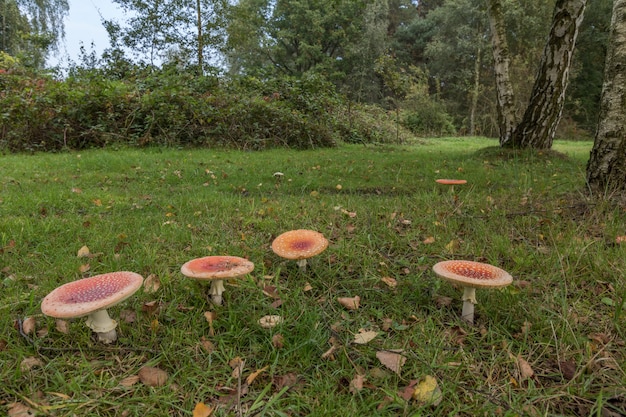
[41,271,144,343]
[271,229,329,271]
[432,260,512,324]
[180,255,254,305]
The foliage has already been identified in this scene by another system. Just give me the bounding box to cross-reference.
[2,67,417,151]
[2,139,625,416]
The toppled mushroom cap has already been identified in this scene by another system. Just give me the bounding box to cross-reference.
[271,229,329,260]
[180,255,254,280]
[432,260,512,288]
[41,271,144,319]
[435,179,467,185]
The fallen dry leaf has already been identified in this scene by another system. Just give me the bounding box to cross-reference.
[204,311,217,336]
[445,239,460,253]
[21,317,36,335]
[192,402,214,417]
[412,375,442,406]
[138,366,168,387]
[258,315,283,328]
[143,274,161,293]
[337,295,360,310]
[423,236,436,244]
[229,357,245,378]
[349,374,365,394]
[303,282,313,292]
[272,333,284,348]
[119,375,141,387]
[200,337,215,353]
[7,402,36,417]
[79,263,90,273]
[246,365,269,385]
[20,357,43,371]
[354,330,379,345]
[517,355,534,380]
[376,350,406,375]
[55,319,70,334]
[321,345,339,360]
[381,276,397,288]
[77,245,90,257]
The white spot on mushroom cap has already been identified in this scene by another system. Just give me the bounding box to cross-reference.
[41,271,144,319]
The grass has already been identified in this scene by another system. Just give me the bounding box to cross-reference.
[1,137,625,416]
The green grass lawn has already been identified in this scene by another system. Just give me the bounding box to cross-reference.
[1,137,624,416]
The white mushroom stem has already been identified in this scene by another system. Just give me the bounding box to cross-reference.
[85,309,118,343]
[461,286,477,324]
[296,259,308,271]
[209,279,226,305]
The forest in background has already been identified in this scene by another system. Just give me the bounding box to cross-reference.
[0,0,615,152]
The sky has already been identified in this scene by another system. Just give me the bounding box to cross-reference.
[49,0,126,67]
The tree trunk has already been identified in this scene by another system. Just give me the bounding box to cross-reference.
[469,44,481,136]
[486,0,516,145]
[586,0,626,194]
[507,0,587,149]
[196,0,203,74]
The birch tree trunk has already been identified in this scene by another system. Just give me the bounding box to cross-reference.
[507,0,587,149]
[586,0,626,193]
[486,0,516,146]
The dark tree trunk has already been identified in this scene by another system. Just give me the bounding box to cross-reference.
[506,0,587,149]
[586,0,626,194]
[196,0,203,74]
[486,0,517,146]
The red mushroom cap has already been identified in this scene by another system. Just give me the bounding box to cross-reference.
[41,271,144,319]
[271,229,329,260]
[432,260,513,288]
[435,179,467,185]
[180,255,254,280]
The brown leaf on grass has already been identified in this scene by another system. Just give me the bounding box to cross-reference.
[231,360,246,380]
[192,402,214,417]
[119,310,137,324]
[79,263,90,273]
[337,295,360,310]
[588,333,611,345]
[77,245,90,257]
[199,337,215,353]
[559,360,576,380]
[71,187,82,194]
[270,299,283,309]
[376,350,406,375]
[21,317,36,335]
[321,345,339,361]
[143,274,161,293]
[381,276,397,288]
[445,326,467,345]
[55,319,70,334]
[434,295,453,308]
[274,372,300,390]
[272,333,284,348]
[246,365,269,385]
[398,379,419,401]
[119,375,140,387]
[7,402,36,417]
[354,330,379,345]
[615,235,626,244]
[517,355,534,380]
[263,285,280,299]
[423,236,436,244]
[303,282,313,292]
[20,357,43,371]
[0,339,8,351]
[138,366,168,387]
[349,374,365,394]
[204,311,217,336]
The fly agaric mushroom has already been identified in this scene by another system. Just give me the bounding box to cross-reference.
[41,271,144,343]
[271,229,329,271]
[435,179,467,185]
[180,255,254,305]
[432,260,512,324]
